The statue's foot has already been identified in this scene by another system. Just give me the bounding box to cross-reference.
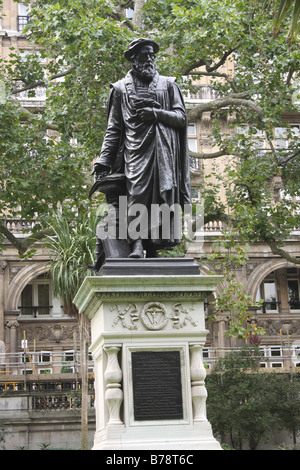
[128,240,144,258]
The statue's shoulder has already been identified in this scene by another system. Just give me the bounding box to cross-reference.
[110,78,126,94]
[158,75,177,90]
[160,75,176,83]
[166,76,176,82]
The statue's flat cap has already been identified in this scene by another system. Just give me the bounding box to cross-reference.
[124,38,159,61]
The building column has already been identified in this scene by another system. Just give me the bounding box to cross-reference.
[277,268,290,313]
[5,312,20,374]
[0,261,7,342]
[216,315,228,357]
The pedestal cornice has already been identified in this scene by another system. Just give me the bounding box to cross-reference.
[74,274,222,320]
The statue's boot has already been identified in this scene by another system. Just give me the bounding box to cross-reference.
[128,239,144,258]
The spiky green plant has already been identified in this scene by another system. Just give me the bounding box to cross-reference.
[273,0,300,38]
[44,210,98,315]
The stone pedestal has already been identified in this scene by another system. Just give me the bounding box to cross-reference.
[74,259,222,450]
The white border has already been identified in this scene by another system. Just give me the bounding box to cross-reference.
[123,343,192,427]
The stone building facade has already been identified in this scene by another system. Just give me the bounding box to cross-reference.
[1,1,300,377]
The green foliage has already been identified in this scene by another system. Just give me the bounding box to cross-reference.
[203,236,265,339]
[206,346,300,449]
[0,0,299,269]
[43,210,99,314]
[272,0,300,39]
[0,0,134,254]
[0,421,6,450]
[143,0,300,263]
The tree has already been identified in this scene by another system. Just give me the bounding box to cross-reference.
[275,374,300,445]
[204,236,265,339]
[43,210,99,450]
[0,0,299,266]
[142,0,300,264]
[0,0,131,255]
[206,345,300,449]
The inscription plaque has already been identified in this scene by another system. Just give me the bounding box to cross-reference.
[131,351,183,421]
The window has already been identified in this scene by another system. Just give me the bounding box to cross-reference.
[188,124,201,170]
[20,284,33,316]
[16,51,47,101]
[256,279,279,312]
[263,281,278,311]
[19,274,52,317]
[63,350,75,362]
[191,187,201,201]
[293,345,300,367]
[61,350,76,373]
[188,139,198,152]
[256,268,300,314]
[268,347,283,368]
[188,124,197,154]
[39,351,52,363]
[288,280,300,311]
[18,3,30,32]
[38,284,50,315]
[275,138,288,149]
[253,137,266,156]
[291,124,300,136]
[274,124,300,155]
[32,351,53,374]
[270,346,282,357]
[125,8,134,19]
[188,123,196,135]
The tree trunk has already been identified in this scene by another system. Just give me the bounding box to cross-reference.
[133,0,145,29]
[80,314,89,450]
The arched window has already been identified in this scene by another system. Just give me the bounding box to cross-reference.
[18,273,63,317]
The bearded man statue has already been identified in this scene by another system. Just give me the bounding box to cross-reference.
[93,38,191,259]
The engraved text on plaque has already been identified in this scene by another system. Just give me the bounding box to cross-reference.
[132,351,183,421]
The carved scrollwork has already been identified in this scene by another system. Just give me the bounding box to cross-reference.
[23,324,78,343]
[0,261,7,275]
[257,319,300,336]
[169,303,198,329]
[111,303,139,330]
[111,302,198,331]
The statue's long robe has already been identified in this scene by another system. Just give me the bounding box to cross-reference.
[96,70,191,248]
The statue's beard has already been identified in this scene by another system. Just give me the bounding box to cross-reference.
[132,62,156,82]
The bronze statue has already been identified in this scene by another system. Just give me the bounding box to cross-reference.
[92,38,191,262]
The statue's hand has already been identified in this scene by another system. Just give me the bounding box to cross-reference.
[92,163,110,182]
[136,107,156,122]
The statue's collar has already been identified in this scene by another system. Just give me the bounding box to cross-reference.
[125,70,159,95]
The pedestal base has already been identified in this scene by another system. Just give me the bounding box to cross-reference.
[74,259,222,451]
[93,422,221,450]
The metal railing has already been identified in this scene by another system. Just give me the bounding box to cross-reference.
[0,351,95,411]
[31,393,86,411]
[18,306,53,317]
[185,85,220,102]
[1,346,299,378]
[203,345,300,371]
[0,351,91,377]
[17,85,46,101]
